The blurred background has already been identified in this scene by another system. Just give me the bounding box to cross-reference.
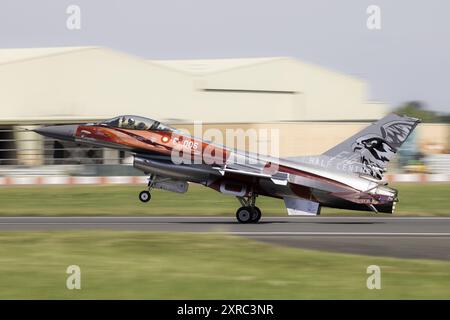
[0,0,449,181]
[0,48,448,181]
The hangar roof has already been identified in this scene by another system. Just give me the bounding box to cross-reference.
[0,46,386,124]
[0,46,361,82]
[150,57,283,75]
[0,47,94,65]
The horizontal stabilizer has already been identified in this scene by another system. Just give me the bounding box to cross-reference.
[284,197,321,216]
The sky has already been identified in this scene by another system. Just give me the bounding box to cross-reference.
[0,0,449,112]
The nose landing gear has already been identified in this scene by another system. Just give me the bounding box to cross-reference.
[139,174,155,203]
[139,190,151,202]
[236,193,261,223]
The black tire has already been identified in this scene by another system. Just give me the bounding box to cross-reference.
[251,207,262,223]
[236,206,253,223]
[139,190,151,203]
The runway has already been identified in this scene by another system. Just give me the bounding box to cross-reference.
[1,216,450,260]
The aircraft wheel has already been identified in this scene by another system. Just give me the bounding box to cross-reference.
[139,190,151,203]
[236,206,253,224]
[250,207,262,223]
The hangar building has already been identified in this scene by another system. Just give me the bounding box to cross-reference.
[0,46,445,172]
[0,46,386,124]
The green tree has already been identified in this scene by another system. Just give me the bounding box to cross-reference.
[394,101,439,122]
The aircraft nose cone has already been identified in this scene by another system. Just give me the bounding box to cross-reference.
[33,124,78,141]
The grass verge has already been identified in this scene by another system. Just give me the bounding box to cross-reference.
[0,231,449,299]
[0,183,448,216]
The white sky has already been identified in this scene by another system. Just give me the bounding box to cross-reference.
[0,0,449,112]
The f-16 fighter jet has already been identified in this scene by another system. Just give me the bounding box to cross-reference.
[34,113,420,223]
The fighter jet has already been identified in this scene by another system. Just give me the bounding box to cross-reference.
[34,113,420,223]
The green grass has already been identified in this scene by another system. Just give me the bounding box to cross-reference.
[0,183,448,216]
[0,231,449,299]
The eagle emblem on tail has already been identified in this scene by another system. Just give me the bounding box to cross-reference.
[352,119,418,179]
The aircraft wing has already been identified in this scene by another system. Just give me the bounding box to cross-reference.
[213,164,289,185]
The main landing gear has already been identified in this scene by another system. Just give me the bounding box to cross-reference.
[139,174,155,203]
[236,193,261,224]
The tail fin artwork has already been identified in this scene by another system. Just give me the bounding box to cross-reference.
[323,113,421,179]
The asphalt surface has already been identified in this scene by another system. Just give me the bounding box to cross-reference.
[1,216,449,260]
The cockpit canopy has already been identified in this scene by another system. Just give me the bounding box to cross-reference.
[100,115,174,132]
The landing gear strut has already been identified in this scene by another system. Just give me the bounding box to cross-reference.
[236,193,261,223]
[139,174,155,203]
